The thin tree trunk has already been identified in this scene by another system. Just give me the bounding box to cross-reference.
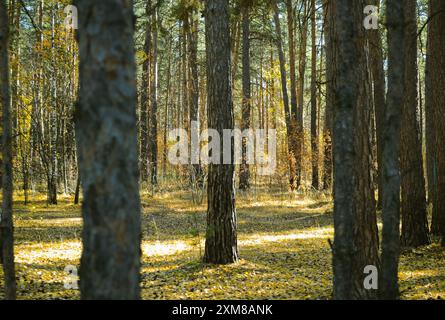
[296,0,309,188]
[380,0,406,300]
[188,7,203,188]
[272,1,294,190]
[286,0,299,190]
[140,0,152,183]
[149,3,158,186]
[310,0,319,190]
[239,3,251,191]
[368,0,386,210]
[322,0,333,191]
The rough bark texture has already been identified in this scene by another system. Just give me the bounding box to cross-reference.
[332,0,379,300]
[140,0,152,183]
[286,0,299,190]
[296,1,308,188]
[351,0,380,300]
[332,0,356,300]
[148,6,158,186]
[188,8,203,187]
[203,0,239,265]
[400,0,430,248]
[272,1,293,190]
[381,0,406,300]
[428,0,445,243]
[0,0,17,300]
[368,0,386,210]
[310,0,319,190]
[75,0,142,299]
[239,3,251,191]
[322,0,334,191]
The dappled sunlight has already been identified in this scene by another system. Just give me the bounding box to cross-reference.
[16,241,82,263]
[142,240,193,257]
[240,227,333,246]
[2,192,443,300]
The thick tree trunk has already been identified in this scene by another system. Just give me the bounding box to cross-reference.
[331,0,356,300]
[381,0,406,300]
[351,0,380,299]
[0,0,17,299]
[332,0,379,300]
[239,4,251,191]
[75,0,141,299]
[428,0,445,243]
[400,0,430,248]
[203,0,238,265]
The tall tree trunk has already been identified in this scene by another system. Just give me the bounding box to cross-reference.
[310,0,318,190]
[203,0,238,265]
[332,0,379,300]
[332,0,356,300]
[149,5,158,186]
[352,0,380,300]
[272,1,293,190]
[296,0,309,188]
[239,3,251,191]
[188,7,203,188]
[380,0,406,300]
[140,0,152,183]
[322,0,334,191]
[286,0,299,191]
[428,0,445,244]
[368,0,386,210]
[163,35,172,179]
[74,0,141,299]
[400,0,430,247]
[0,0,17,299]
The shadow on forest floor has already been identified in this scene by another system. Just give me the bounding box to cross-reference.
[0,190,444,300]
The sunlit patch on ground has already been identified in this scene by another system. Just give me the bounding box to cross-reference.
[0,190,443,300]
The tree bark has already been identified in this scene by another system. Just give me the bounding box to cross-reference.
[286,0,299,190]
[140,0,152,183]
[203,0,239,265]
[272,1,294,190]
[322,0,334,191]
[351,0,380,299]
[427,0,445,244]
[331,0,357,300]
[239,3,251,191]
[75,0,141,299]
[368,0,386,210]
[296,0,308,188]
[400,0,430,248]
[0,0,17,300]
[380,0,406,300]
[148,6,158,186]
[310,0,319,190]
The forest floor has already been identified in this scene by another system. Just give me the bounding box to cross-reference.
[1,188,444,300]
